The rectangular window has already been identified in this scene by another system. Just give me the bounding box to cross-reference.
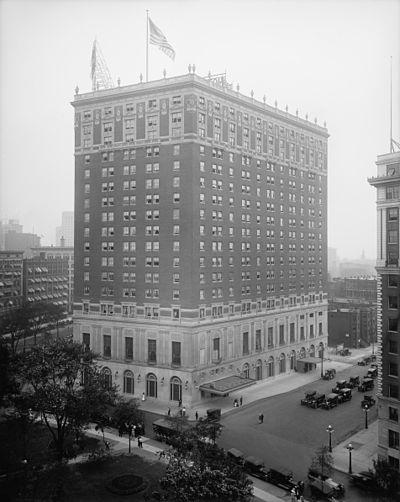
[389,407,399,422]
[389,296,399,309]
[242,332,249,355]
[389,384,399,399]
[290,323,295,343]
[388,208,399,221]
[255,329,262,351]
[389,362,398,377]
[125,337,133,359]
[279,325,285,345]
[103,335,111,358]
[82,332,90,351]
[172,341,181,365]
[388,429,399,449]
[148,339,157,363]
[267,327,273,348]
[213,338,220,361]
[389,340,398,354]
[389,318,398,332]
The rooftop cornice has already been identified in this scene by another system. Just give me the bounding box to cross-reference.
[72,73,329,138]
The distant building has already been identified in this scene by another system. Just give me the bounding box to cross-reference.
[0,251,24,318]
[328,276,377,349]
[55,211,74,247]
[338,259,376,277]
[32,246,74,313]
[5,231,41,258]
[369,149,400,470]
[328,247,339,278]
[23,252,69,310]
[0,219,23,250]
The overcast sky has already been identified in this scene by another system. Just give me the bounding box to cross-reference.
[0,0,399,260]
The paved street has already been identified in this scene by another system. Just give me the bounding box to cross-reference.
[218,362,382,501]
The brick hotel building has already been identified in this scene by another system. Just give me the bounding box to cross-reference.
[72,72,329,405]
[369,150,400,470]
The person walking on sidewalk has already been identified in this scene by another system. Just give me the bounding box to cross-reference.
[258,413,264,424]
[137,436,143,448]
[195,411,198,421]
[239,396,243,406]
[167,408,171,416]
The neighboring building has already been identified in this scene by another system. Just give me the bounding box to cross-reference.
[328,305,376,349]
[56,211,74,247]
[31,246,74,313]
[5,230,41,258]
[344,276,377,302]
[23,252,69,310]
[72,71,329,405]
[369,150,400,470]
[0,219,23,251]
[338,258,376,277]
[0,251,24,318]
[328,247,339,278]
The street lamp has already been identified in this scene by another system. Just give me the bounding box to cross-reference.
[320,345,325,378]
[364,405,369,429]
[326,425,334,453]
[347,443,353,474]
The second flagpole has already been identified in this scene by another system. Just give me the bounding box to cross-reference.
[146,10,149,82]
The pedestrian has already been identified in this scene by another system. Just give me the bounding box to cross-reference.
[142,392,146,401]
[137,436,143,448]
[195,411,198,421]
[178,399,182,407]
[290,488,296,502]
[233,398,238,407]
[167,407,171,416]
[179,408,183,417]
[118,425,124,437]
[259,413,264,424]
[182,406,186,417]
[239,396,243,406]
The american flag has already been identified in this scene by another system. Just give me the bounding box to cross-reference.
[149,17,175,61]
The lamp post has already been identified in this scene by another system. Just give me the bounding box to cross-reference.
[127,424,133,453]
[326,425,334,453]
[364,405,369,429]
[320,345,324,378]
[347,443,353,474]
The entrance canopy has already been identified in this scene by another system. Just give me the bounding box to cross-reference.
[299,357,321,364]
[297,357,321,374]
[199,375,255,396]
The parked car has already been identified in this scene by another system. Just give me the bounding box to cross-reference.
[244,455,268,481]
[322,369,336,380]
[348,375,360,388]
[308,469,345,497]
[266,467,297,491]
[337,388,352,403]
[358,378,374,392]
[358,356,371,366]
[322,393,340,409]
[309,393,326,408]
[301,390,316,406]
[332,380,347,393]
[361,395,376,408]
[367,367,378,379]
[227,447,245,465]
[350,471,377,491]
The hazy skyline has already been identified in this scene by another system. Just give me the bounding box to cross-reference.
[0,0,399,259]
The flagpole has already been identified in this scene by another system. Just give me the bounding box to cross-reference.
[146,10,149,82]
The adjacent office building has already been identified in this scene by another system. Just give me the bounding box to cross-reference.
[72,71,329,405]
[369,150,400,469]
[0,251,24,318]
[56,211,74,247]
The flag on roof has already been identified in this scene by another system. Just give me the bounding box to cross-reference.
[149,17,175,61]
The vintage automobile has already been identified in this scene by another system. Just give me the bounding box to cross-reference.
[332,380,347,393]
[266,467,297,491]
[322,369,336,380]
[337,388,352,403]
[322,393,340,409]
[361,395,376,408]
[367,367,378,379]
[308,469,345,498]
[227,447,245,464]
[358,356,372,366]
[358,378,374,392]
[309,393,326,409]
[301,390,317,406]
[244,455,269,481]
[348,375,360,388]
[350,471,377,491]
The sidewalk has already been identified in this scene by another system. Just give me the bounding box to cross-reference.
[332,419,378,474]
[139,347,373,421]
